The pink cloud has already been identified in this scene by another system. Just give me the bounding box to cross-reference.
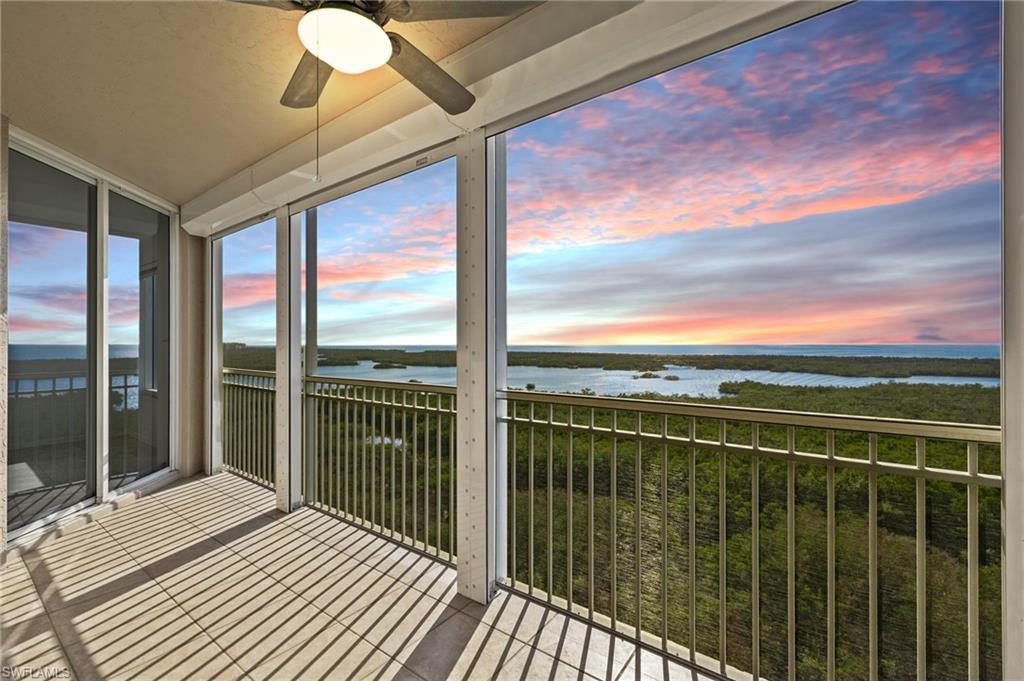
[913,56,968,75]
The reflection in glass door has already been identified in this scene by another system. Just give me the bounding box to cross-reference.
[7,150,96,529]
[108,193,170,490]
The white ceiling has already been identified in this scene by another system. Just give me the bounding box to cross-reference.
[0,0,528,205]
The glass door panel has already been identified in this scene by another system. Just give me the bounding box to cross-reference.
[7,150,96,529]
[108,193,170,489]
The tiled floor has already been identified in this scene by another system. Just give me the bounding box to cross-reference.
[1,473,714,681]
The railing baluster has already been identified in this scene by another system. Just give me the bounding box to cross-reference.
[425,402,431,551]
[528,401,535,596]
[636,410,643,640]
[869,433,879,681]
[436,398,442,557]
[390,389,397,538]
[787,425,796,681]
[967,441,979,681]
[719,419,727,675]
[567,405,574,612]
[362,389,368,526]
[452,399,460,557]
[331,384,338,511]
[371,388,377,529]
[662,412,669,651]
[413,393,419,547]
[547,403,554,603]
[916,437,927,681]
[402,395,407,542]
[752,423,761,680]
[318,382,325,505]
[345,385,351,517]
[588,407,595,620]
[827,430,836,681]
[611,409,618,632]
[511,401,517,586]
[689,416,697,663]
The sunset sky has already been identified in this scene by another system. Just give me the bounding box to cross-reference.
[11,1,1002,349]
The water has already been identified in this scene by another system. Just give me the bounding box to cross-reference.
[13,344,1000,399]
[11,344,139,360]
[317,360,998,398]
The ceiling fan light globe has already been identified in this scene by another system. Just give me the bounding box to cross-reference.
[297,6,392,75]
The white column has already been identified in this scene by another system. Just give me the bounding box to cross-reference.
[93,180,109,503]
[489,134,509,583]
[1002,1,1024,674]
[275,207,302,511]
[205,237,224,475]
[304,208,318,500]
[456,129,500,602]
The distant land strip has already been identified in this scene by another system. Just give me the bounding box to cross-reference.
[218,345,1001,378]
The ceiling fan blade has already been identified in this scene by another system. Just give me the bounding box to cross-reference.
[281,50,334,108]
[384,0,540,22]
[386,33,475,115]
[228,0,307,10]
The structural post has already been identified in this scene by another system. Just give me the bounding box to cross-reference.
[275,207,302,511]
[1002,2,1024,675]
[304,208,318,501]
[1,115,8,548]
[206,237,224,475]
[93,180,109,503]
[488,134,509,583]
[456,129,499,602]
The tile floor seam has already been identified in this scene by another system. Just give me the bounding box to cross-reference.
[188,478,510,681]
[196,476,273,511]
[24,475,673,681]
[139,479,438,678]
[22,522,135,681]
[91,515,256,680]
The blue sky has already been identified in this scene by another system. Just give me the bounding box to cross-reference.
[14,1,1001,349]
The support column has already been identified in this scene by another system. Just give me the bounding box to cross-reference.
[304,208,318,501]
[1002,2,1024,674]
[93,180,109,503]
[456,129,500,603]
[205,237,224,475]
[489,134,509,583]
[275,207,302,511]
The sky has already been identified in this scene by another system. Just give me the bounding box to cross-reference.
[12,1,1003,349]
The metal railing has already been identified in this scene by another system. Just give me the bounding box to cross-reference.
[305,376,458,563]
[498,389,1003,681]
[222,369,275,487]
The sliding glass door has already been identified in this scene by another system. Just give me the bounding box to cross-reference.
[108,193,170,490]
[7,150,96,529]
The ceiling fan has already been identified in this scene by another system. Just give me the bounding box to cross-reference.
[232,0,538,114]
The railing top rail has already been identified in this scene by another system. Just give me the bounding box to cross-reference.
[498,388,1001,444]
[223,368,276,378]
[305,373,458,395]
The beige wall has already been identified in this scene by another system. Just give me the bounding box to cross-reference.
[1,116,9,549]
[175,228,206,477]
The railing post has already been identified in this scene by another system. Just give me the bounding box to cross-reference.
[456,128,499,603]
[1002,3,1024,676]
[275,207,302,511]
